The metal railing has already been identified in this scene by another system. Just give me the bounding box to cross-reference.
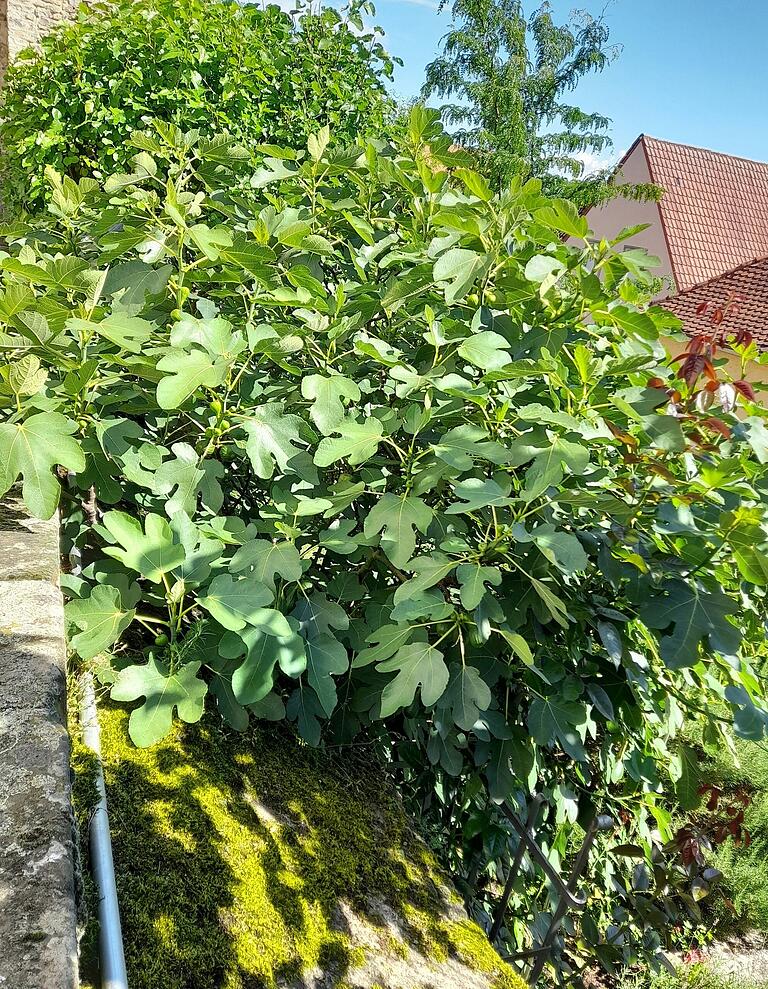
[489,794,614,985]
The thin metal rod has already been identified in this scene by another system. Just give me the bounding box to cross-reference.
[490,795,545,943]
[528,817,601,985]
[500,804,586,910]
[500,945,550,962]
[80,673,129,989]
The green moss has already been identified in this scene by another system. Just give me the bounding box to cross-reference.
[88,702,514,989]
[385,933,410,960]
[346,946,367,969]
[440,921,527,989]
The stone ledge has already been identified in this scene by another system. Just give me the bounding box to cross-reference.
[0,501,78,989]
[0,496,61,583]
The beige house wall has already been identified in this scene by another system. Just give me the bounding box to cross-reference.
[0,0,78,78]
[583,138,675,295]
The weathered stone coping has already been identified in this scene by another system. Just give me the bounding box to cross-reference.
[0,496,78,989]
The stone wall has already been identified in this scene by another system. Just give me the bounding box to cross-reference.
[1,4,81,984]
[0,498,79,989]
[0,0,78,77]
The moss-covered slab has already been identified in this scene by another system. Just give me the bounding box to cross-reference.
[77,703,526,989]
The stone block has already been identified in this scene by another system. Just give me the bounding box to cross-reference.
[1,0,79,77]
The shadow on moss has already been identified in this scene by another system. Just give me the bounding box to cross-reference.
[83,703,519,989]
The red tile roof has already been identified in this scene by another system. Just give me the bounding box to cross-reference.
[640,136,768,292]
[660,255,768,350]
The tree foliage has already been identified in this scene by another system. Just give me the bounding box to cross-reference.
[422,0,658,207]
[1,109,767,977]
[0,0,395,215]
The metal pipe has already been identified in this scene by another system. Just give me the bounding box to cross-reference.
[498,803,615,985]
[527,813,615,986]
[80,673,129,989]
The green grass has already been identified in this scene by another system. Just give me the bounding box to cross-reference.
[701,738,768,934]
[704,737,768,793]
[623,964,767,989]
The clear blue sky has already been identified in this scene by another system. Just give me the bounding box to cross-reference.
[371,0,768,165]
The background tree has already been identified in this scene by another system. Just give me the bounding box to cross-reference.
[422,0,658,207]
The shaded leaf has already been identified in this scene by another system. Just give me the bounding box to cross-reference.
[230,538,303,588]
[364,493,433,568]
[642,579,741,669]
[0,412,84,518]
[66,584,136,660]
[444,665,491,730]
[456,563,502,609]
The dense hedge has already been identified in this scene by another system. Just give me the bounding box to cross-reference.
[2,108,768,977]
[0,0,395,214]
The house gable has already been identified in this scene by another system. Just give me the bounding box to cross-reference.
[581,136,675,290]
